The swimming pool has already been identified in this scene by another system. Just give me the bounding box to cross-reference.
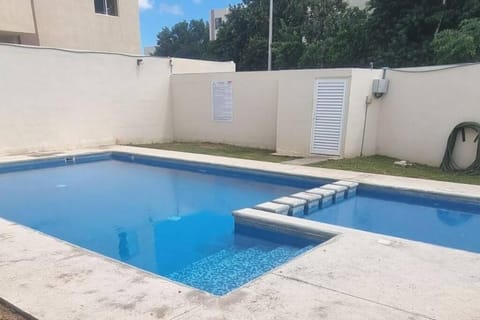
[1,152,479,295]
[0,153,325,295]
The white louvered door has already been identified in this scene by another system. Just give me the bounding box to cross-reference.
[311,79,347,155]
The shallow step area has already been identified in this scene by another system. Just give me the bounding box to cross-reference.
[254,199,304,217]
[168,244,315,296]
[252,180,359,218]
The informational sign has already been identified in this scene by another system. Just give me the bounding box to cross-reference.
[212,80,233,122]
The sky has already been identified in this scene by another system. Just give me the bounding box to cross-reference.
[138,0,238,48]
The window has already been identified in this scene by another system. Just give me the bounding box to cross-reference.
[214,17,223,30]
[94,0,118,16]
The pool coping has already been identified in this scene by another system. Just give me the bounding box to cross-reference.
[1,145,480,319]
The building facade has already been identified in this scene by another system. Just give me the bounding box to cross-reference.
[0,0,140,54]
[209,8,229,41]
[346,0,367,8]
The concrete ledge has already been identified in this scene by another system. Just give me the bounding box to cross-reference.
[233,208,337,241]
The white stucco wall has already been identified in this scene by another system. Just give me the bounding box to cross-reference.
[0,0,35,34]
[275,68,381,157]
[171,71,279,149]
[275,69,352,156]
[171,68,379,156]
[343,69,383,157]
[0,44,173,154]
[376,65,480,166]
[3,42,475,167]
[0,44,242,155]
[171,58,235,74]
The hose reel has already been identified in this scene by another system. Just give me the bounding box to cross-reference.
[440,122,480,175]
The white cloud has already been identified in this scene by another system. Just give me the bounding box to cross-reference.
[192,0,202,4]
[138,0,154,10]
[159,3,184,16]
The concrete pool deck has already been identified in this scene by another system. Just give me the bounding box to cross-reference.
[0,145,479,319]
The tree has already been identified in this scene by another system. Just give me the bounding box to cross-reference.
[211,0,367,70]
[365,0,443,67]
[365,0,480,67]
[432,18,480,64]
[153,20,210,59]
[153,0,480,70]
[210,0,272,70]
[298,6,369,68]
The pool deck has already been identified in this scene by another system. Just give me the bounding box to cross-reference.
[1,145,479,320]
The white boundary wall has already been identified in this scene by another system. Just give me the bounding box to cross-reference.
[171,71,279,149]
[171,58,235,74]
[0,44,234,155]
[171,69,381,156]
[376,65,480,166]
[2,43,478,166]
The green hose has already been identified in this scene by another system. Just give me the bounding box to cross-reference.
[440,122,480,175]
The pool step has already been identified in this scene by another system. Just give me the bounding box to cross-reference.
[333,180,359,198]
[290,192,322,213]
[251,180,359,218]
[271,197,307,217]
[317,184,348,202]
[254,202,290,215]
[305,188,335,208]
[168,245,303,295]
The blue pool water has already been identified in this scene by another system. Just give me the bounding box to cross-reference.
[0,154,322,295]
[307,187,480,253]
[1,153,480,294]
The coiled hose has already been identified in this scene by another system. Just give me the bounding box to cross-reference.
[440,122,480,175]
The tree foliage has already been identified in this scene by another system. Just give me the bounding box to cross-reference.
[153,19,209,59]
[432,18,480,64]
[211,0,368,70]
[299,6,369,68]
[152,0,480,70]
[365,0,480,67]
[365,0,442,67]
[210,0,273,70]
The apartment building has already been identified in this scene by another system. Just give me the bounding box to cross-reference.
[347,0,367,8]
[209,8,229,41]
[0,0,140,53]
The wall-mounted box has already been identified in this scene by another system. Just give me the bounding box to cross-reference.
[372,79,389,95]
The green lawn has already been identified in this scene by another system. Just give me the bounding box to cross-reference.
[309,155,480,185]
[132,142,299,163]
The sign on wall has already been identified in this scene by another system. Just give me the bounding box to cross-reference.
[212,80,233,122]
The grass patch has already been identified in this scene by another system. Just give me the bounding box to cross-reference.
[309,155,480,185]
[132,142,299,163]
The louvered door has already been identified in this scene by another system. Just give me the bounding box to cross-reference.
[311,79,347,155]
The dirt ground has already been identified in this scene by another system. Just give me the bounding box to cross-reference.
[0,302,30,320]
